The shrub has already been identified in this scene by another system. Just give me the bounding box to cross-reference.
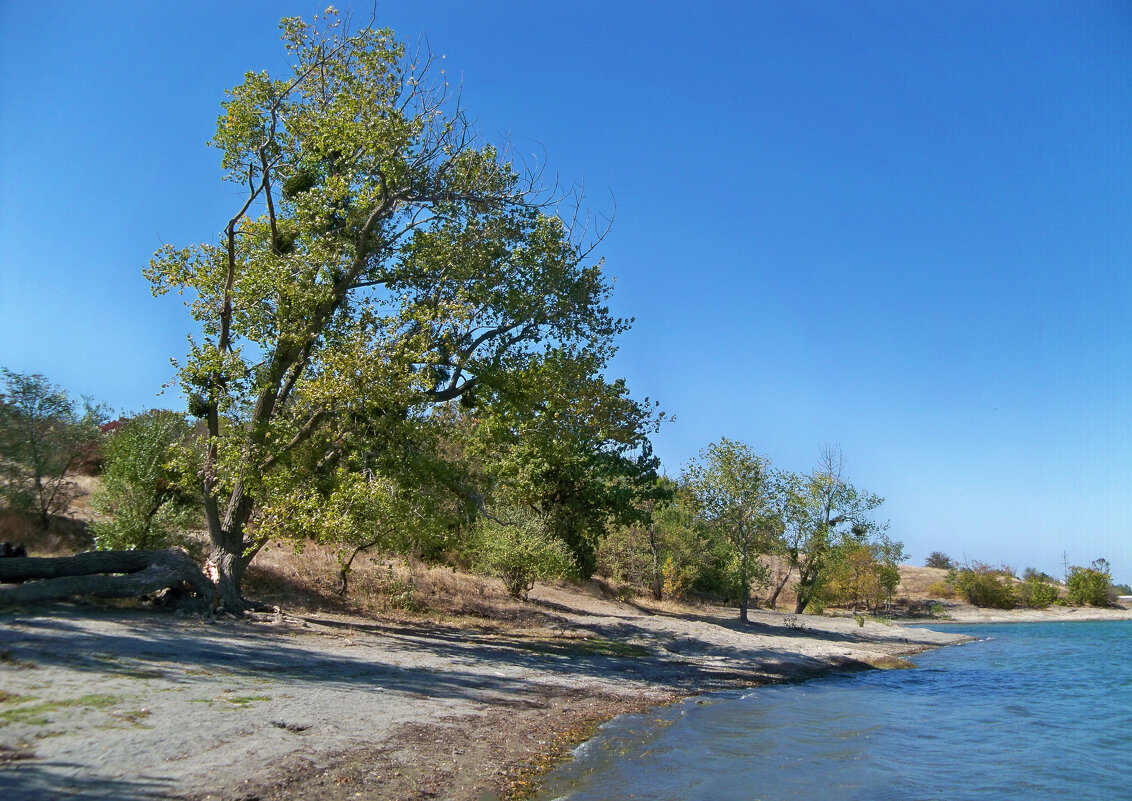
[0,369,106,530]
[89,411,198,551]
[1022,566,1056,583]
[1066,561,1111,606]
[947,564,1017,609]
[927,580,957,599]
[1018,576,1060,609]
[470,507,576,600]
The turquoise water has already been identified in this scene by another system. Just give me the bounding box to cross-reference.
[539,621,1132,801]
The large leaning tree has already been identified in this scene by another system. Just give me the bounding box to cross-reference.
[145,11,633,611]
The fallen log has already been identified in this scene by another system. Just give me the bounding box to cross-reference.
[0,549,216,606]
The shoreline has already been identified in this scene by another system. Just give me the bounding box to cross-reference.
[907,604,1132,625]
[3,590,1123,800]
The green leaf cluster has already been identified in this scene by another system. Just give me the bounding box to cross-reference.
[0,369,106,530]
[1017,576,1061,609]
[1066,560,1111,606]
[946,563,1018,609]
[90,410,200,551]
[469,506,576,599]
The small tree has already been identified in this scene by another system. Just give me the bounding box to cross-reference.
[469,350,664,579]
[684,438,776,622]
[90,410,199,551]
[1066,559,1111,606]
[772,447,886,614]
[598,483,710,601]
[469,506,576,599]
[0,369,105,530]
[925,551,954,570]
[820,530,905,612]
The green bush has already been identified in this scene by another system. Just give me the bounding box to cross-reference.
[927,580,957,599]
[1066,562,1111,606]
[470,507,576,599]
[90,411,198,551]
[947,564,1017,609]
[1018,576,1060,609]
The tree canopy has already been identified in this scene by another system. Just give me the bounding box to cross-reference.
[0,369,104,531]
[684,438,775,622]
[144,10,646,609]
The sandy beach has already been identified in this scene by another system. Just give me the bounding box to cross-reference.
[0,582,979,801]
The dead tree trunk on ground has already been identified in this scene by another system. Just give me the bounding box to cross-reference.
[0,549,216,607]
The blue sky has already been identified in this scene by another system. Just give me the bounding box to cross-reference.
[1,2,1129,581]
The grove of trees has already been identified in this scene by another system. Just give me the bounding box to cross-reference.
[1,11,1121,621]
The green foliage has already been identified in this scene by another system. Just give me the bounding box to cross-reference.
[776,447,888,614]
[925,551,954,570]
[927,580,957,599]
[597,482,706,600]
[946,563,1017,609]
[468,351,665,579]
[684,438,777,618]
[257,412,476,597]
[90,411,199,551]
[1066,560,1111,606]
[1021,566,1055,583]
[0,369,106,530]
[1017,575,1060,609]
[469,507,577,599]
[141,10,649,604]
[820,537,904,612]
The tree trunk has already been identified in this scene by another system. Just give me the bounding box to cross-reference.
[209,540,251,613]
[739,539,749,623]
[208,483,258,613]
[648,528,663,601]
[0,549,216,606]
[766,562,794,609]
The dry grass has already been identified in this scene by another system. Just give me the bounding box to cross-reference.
[245,540,559,628]
[0,509,94,556]
[896,565,951,599]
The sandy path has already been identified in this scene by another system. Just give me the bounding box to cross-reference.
[1,590,967,801]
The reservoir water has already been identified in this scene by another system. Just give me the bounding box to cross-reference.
[538,620,1132,801]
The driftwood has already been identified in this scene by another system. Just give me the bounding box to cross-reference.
[0,549,216,606]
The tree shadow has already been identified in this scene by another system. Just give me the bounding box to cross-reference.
[0,758,185,801]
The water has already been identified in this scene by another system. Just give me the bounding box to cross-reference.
[538,621,1132,801]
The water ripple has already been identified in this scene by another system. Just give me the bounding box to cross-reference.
[539,620,1132,801]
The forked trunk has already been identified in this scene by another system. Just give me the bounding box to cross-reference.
[206,482,258,614]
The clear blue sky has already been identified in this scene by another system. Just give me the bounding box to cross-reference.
[2,2,1129,582]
